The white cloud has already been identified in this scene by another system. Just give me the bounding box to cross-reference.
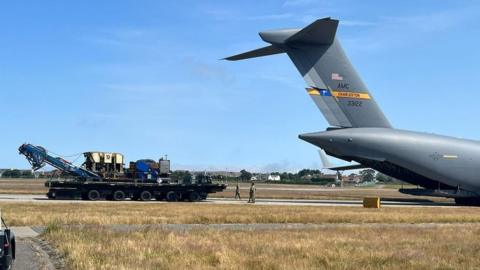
[341,20,376,27]
[283,0,319,7]
[173,160,306,173]
[205,11,294,22]
[342,7,479,53]
[246,13,293,21]
[79,27,172,55]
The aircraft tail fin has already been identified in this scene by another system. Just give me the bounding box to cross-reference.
[225,18,391,128]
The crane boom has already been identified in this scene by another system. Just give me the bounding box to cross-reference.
[18,143,101,180]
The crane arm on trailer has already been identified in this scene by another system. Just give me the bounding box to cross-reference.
[17,143,226,201]
[18,143,101,180]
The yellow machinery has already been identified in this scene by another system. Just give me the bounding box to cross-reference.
[83,152,124,178]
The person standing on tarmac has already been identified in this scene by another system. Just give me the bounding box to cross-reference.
[235,182,241,200]
[248,182,256,203]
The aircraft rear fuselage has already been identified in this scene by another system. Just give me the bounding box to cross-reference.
[299,128,480,195]
[226,17,480,202]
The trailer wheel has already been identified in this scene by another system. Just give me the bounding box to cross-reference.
[166,191,178,202]
[188,191,201,202]
[140,191,152,201]
[87,190,101,201]
[112,190,126,201]
[47,192,56,199]
[455,197,480,206]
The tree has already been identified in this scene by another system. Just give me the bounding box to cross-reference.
[280,172,290,180]
[195,172,212,183]
[2,169,21,178]
[298,169,321,178]
[359,169,376,182]
[171,170,192,183]
[376,173,392,182]
[183,173,192,183]
[22,170,34,178]
[239,169,252,181]
[376,173,403,183]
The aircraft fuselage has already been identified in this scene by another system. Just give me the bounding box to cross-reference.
[299,128,480,196]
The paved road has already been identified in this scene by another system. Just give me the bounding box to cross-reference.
[10,227,56,270]
[12,222,480,236]
[0,194,458,207]
[207,197,457,207]
[13,238,55,270]
[226,186,383,191]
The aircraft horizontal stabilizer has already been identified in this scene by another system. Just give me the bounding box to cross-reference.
[223,45,284,61]
[325,164,366,171]
[318,149,366,171]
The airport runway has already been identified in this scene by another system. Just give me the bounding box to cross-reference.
[226,186,384,192]
[0,194,457,207]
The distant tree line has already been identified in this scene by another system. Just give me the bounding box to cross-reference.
[170,170,192,182]
[171,168,338,185]
[1,167,402,184]
[375,172,401,183]
[1,169,34,178]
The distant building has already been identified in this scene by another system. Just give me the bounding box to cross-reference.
[346,173,361,183]
[267,175,281,181]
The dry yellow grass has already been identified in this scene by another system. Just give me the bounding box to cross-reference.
[2,202,480,226]
[0,178,47,194]
[44,225,480,270]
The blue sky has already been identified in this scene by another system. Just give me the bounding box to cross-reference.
[2,0,480,172]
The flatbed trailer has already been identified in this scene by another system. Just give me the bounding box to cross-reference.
[46,180,227,202]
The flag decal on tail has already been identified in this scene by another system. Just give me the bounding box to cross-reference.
[331,73,343,81]
[307,87,332,96]
[306,88,320,95]
[307,87,370,99]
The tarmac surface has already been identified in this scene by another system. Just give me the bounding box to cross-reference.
[11,227,57,270]
[13,238,55,270]
[0,194,457,207]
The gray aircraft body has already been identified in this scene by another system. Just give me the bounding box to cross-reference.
[226,17,480,204]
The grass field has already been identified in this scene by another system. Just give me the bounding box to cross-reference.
[1,202,479,226]
[0,178,47,194]
[1,179,474,269]
[44,225,480,270]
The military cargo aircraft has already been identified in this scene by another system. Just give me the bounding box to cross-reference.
[226,17,480,205]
